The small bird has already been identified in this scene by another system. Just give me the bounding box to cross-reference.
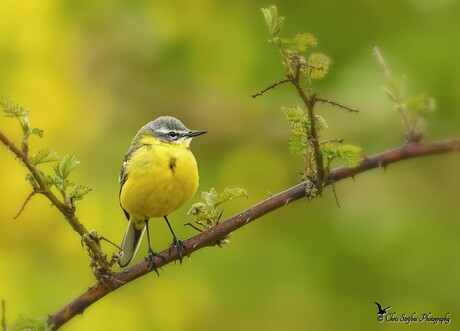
[374,302,391,315]
[118,116,206,270]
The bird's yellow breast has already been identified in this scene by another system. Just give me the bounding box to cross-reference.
[120,136,199,224]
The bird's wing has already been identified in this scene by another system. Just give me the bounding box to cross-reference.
[374,302,382,310]
[118,141,152,220]
[119,154,131,220]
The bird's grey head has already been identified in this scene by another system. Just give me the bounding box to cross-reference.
[146,116,206,144]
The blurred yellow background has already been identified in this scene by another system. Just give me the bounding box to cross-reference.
[1,1,459,330]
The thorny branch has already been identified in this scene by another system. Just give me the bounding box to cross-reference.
[46,138,460,330]
[251,78,290,98]
[315,97,359,113]
[0,131,113,276]
[287,56,325,191]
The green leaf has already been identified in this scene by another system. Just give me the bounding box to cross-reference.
[213,187,249,208]
[54,176,74,192]
[307,52,332,79]
[69,184,92,202]
[262,5,284,37]
[25,174,39,190]
[10,314,52,331]
[201,188,219,207]
[40,171,56,187]
[30,149,60,166]
[281,106,311,155]
[288,127,308,155]
[187,202,208,216]
[322,143,337,160]
[315,114,328,131]
[336,144,362,168]
[322,143,362,168]
[281,105,307,125]
[0,96,28,118]
[32,127,44,137]
[405,91,435,117]
[188,187,247,246]
[54,154,80,180]
[201,187,248,208]
[285,33,317,52]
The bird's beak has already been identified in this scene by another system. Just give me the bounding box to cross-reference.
[187,130,207,138]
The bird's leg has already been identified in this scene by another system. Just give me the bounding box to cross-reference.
[163,215,186,264]
[145,220,164,276]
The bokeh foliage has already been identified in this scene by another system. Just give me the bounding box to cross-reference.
[1,1,459,331]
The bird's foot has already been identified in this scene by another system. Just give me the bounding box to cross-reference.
[146,248,165,276]
[169,237,186,264]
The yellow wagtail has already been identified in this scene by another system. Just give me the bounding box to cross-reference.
[118,116,206,270]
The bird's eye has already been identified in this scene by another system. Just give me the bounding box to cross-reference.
[168,131,178,138]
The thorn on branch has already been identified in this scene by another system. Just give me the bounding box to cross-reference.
[251,78,290,98]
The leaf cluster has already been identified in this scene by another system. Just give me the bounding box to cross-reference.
[322,143,362,178]
[9,314,52,331]
[262,5,331,87]
[2,98,91,212]
[282,105,361,180]
[0,97,43,156]
[261,6,361,191]
[373,46,435,143]
[187,188,248,246]
[26,152,91,207]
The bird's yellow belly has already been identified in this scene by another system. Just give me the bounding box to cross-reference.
[120,144,199,222]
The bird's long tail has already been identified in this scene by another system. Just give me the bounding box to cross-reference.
[118,220,145,267]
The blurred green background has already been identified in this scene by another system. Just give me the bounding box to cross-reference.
[1,0,459,330]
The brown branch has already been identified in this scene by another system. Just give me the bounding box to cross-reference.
[251,78,290,98]
[47,138,460,330]
[287,59,325,190]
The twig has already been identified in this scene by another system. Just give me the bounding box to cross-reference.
[184,222,204,233]
[331,182,340,208]
[251,78,290,98]
[373,45,394,84]
[288,57,325,190]
[47,138,460,330]
[316,97,359,113]
[14,190,39,219]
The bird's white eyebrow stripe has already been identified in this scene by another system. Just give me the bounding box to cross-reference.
[156,128,188,134]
